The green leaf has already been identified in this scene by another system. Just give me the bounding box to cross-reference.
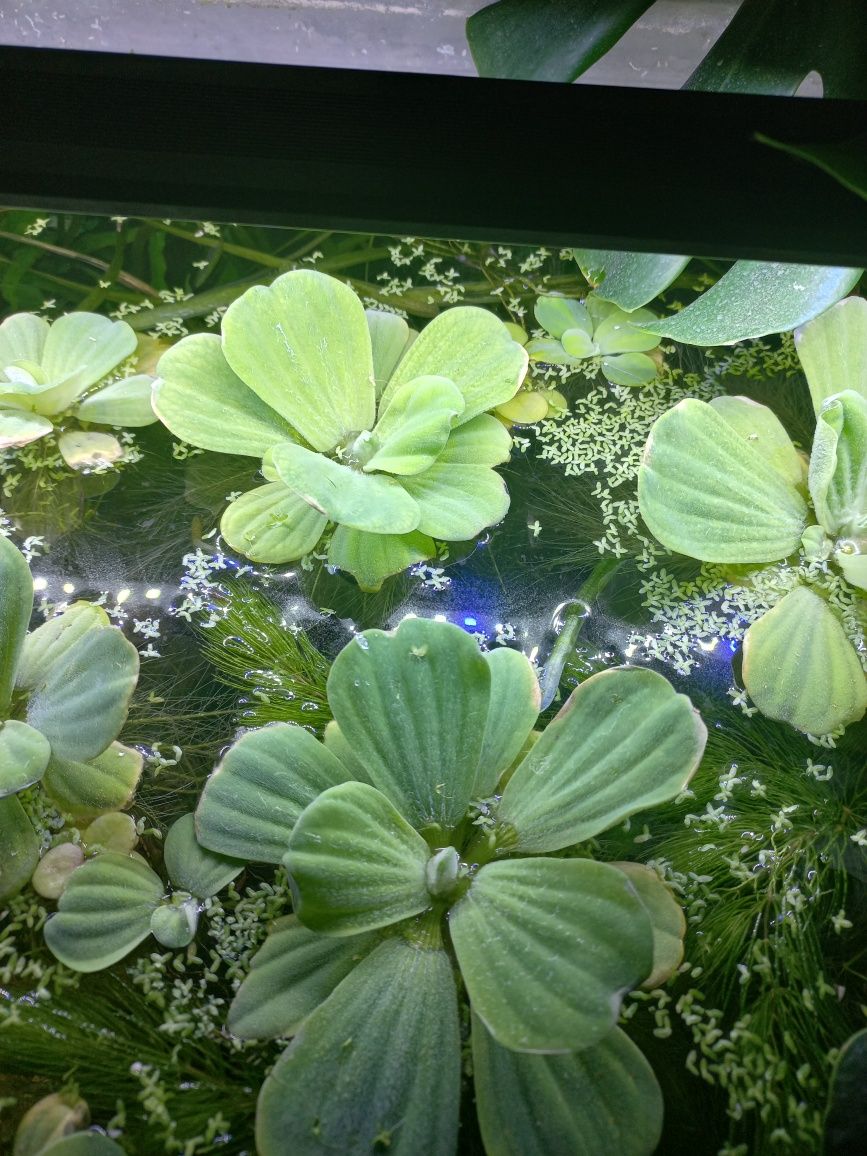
[399,463,510,540]
[57,431,124,472]
[11,1090,89,1156]
[366,309,412,397]
[222,270,375,453]
[638,398,808,562]
[601,352,658,387]
[15,602,110,691]
[0,407,53,448]
[575,249,690,312]
[809,391,867,537]
[154,334,297,456]
[322,720,372,784]
[381,306,528,427]
[643,261,862,346]
[366,376,464,475]
[796,297,867,415]
[0,793,40,901]
[742,587,867,735]
[44,852,164,972]
[449,858,653,1052]
[270,442,420,535]
[709,394,806,488]
[611,863,686,989]
[220,481,328,563]
[467,0,656,82]
[150,898,198,949]
[73,374,157,427]
[0,312,48,367]
[256,936,461,1156]
[326,618,490,831]
[163,813,242,898]
[825,1028,867,1156]
[326,526,434,592]
[37,1136,126,1156]
[195,723,350,864]
[758,133,867,205]
[534,297,591,341]
[228,915,379,1040]
[25,626,139,763]
[473,1018,663,1156]
[0,719,51,797]
[286,782,431,936]
[436,414,512,466]
[0,532,33,715]
[41,313,137,394]
[559,328,596,358]
[525,337,582,366]
[41,742,143,821]
[475,648,540,795]
[594,307,659,354]
[496,667,706,854]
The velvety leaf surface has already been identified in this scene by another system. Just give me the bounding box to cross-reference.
[270,442,420,535]
[74,374,156,427]
[496,667,705,854]
[475,648,540,796]
[638,398,808,562]
[449,858,652,1052]
[25,626,139,762]
[326,526,434,592]
[163,813,243,898]
[0,312,48,367]
[366,309,412,396]
[381,306,527,426]
[601,352,658,387]
[195,723,350,863]
[154,334,297,455]
[534,296,591,340]
[795,297,867,414]
[285,782,431,935]
[228,915,379,1039]
[435,413,512,467]
[0,407,53,447]
[38,1136,126,1156]
[366,376,464,475]
[326,618,490,831]
[15,602,110,691]
[0,532,33,714]
[44,852,164,972]
[0,793,40,901]
[220,481,328,563]
[643,261,862,345]
[742,587,867,735]
[473,1018,663,1156]
[256,936,461,1156]
[399,463,510,540]
[41,313,136,393]
[0,719,51,797]
[575,249,689,312]
[222,270,375,452]
[611,862,686,989]
[467,0,656,82]
[709,395,805,487]
[809,390,867,538]
[321,721,372,784]
[41,742,143,820]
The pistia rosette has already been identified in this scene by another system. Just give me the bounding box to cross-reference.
[638,298,867,736]
[0,534,142,901]
[0,311,158,469]
[193,616,707,1156]
[152,269,528,591]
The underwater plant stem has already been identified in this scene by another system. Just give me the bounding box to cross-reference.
[538,557,623,711]
[0,229,160,298]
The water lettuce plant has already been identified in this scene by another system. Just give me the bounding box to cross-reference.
[152,270,528,590]
[638,298,867,735]
[193,616,706,1155]
[0,534,141,901]
[524,293,661,386]
[0,311,157,469]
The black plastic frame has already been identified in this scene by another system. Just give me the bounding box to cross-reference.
[1,44,865,265]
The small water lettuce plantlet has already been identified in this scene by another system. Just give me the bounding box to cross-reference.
[152,269,528,591]
[0,311,158,469]
[193,616,706,1155]
[524,293,662,387]
[0,534,142,901]
[638,297,867,736]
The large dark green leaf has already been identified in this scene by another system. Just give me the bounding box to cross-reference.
[284,782,432,936]
[825,1028,867,1156]
[685,0,867,98]
[195,723,350,864]
[450,857,652,1052]
[467,1,656,82]
[473,1018,663,1156]
[644,262,862,346]
[228,916,379,1040]
[0,533,33,715]
[758,134,867,204]
[0,793,39,901]
[495,667,705,854]
[574,250,689,312]
[256,936,461,1156]
[326,618,490,832]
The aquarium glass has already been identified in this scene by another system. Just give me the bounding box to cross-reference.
[0,208,865,1156]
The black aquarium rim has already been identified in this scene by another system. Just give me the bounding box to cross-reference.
[0,44,865,266]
